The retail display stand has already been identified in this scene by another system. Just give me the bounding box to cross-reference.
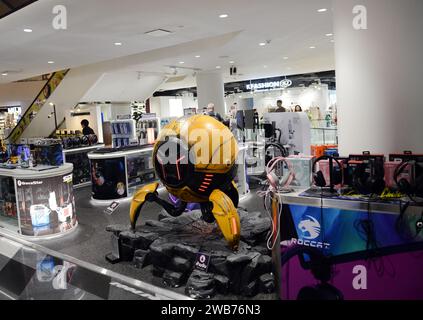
[272,190,423,300]
[0,163,77,238]
[88,146,157,201]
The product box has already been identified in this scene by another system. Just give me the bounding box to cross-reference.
[284,156,314,189]
[384,161,414,189]
[316,158,347,188]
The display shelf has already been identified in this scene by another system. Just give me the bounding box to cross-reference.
[88,146,157,201]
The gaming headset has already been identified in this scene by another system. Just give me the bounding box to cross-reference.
[312,156,344,188]
[281,246,343,300]
[394,161,423,198]
[266,157,295,190]
[352,160,385,195]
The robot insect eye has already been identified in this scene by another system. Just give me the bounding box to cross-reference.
[154,137,193,187]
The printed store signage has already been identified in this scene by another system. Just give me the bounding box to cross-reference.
[16,173,77,236]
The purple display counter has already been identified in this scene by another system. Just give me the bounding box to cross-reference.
[273,190,423,300]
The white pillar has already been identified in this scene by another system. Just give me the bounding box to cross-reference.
[334,0,423,155]
[196,71,226,116]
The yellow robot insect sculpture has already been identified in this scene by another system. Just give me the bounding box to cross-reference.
[129,115,241,250]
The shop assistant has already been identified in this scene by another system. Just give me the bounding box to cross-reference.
[81,119,95,135]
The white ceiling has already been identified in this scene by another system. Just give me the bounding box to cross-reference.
[0,0,334,89]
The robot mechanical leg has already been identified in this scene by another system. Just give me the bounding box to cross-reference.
[129,182,187,231]
[208,189,241,250]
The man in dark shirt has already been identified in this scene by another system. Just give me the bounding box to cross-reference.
[81,119,95,135]
[275,100,286,112]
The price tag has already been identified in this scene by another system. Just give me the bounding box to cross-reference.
[104,201,120,215]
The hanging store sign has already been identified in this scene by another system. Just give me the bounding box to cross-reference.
[246,79,292,91]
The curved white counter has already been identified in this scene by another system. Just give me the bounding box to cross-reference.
[0,163,74,179]
[0,163,78,239]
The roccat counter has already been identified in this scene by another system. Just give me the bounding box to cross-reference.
[272,189,423,300]
[0,163,77,238]
[87,146,157,201]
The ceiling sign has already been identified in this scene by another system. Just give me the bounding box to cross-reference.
[246,79,292,91]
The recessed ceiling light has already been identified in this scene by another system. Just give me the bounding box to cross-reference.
[47,61,55,64]
[259,42,266,46]
[330,39,335,43]
[219,14,228,18]
[23,28,33,33]
[326,33,333,37]
[317,8,328,13]
[229,61,235,64]
[195,55,201,58]
[114,42,122,46]
[1,73,7,76]
[309,46,316,49]
[179,61,185,64]
[283,57,289,60]
[216,66,221,69]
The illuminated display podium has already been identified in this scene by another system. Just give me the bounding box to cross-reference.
[0,163,77,238]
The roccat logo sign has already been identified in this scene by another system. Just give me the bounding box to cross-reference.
[298,215,320,240]
[291,215,330,250]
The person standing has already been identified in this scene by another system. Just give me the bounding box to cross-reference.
[294,105,303,112]
[275,100,286,112]
[206,103,223,122]
[81,119,95,135]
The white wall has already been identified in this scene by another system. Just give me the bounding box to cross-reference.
[0,81,46,113]
[150,96,198,118]
[334,0,423,155]
[65,105,103,142]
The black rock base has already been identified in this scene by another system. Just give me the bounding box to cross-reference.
[106,209,276,299]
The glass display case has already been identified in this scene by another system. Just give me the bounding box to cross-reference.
[63,145,105,188]
[88,147,157,201]
[310,127,338,146]
[0,164,77,238]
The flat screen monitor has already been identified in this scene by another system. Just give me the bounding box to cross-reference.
[244,109,255,130]
[236,110,244,130]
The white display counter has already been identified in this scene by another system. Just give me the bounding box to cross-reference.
[0,163,77,239]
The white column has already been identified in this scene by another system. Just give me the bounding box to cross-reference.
[333,0,423,155]
[196,71,226,116]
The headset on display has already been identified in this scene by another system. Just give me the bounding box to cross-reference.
[312,155,345,192]
[352,159,386,196]
[266,157,295,191]
[394,160,423,200]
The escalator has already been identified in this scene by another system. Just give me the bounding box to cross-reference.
[6,69,69,143]
[0,0,38,20]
